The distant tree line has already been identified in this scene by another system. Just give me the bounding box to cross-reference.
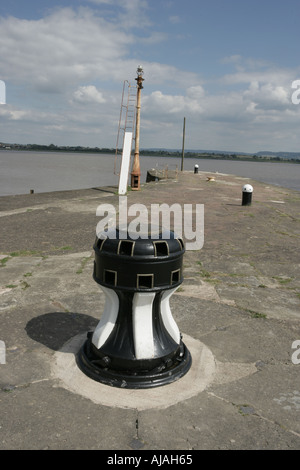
[0,142,299,163]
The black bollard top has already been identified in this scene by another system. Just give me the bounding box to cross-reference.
[93,226,185,292]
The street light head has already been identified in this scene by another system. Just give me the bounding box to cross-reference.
[137,65,144,76]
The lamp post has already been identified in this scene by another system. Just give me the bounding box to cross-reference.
[131,65,144,190]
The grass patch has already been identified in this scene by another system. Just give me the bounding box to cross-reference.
[9,250,39,257]
[0,257,10,267]
[243,308,267,318]
[272,276,293,284]
[251,312,267,318]
[76,256,92,274]
[176,286,184,292]
[198,269,211,278]
[275,231,300,239]
[203,278,221,284]
[5,284,18,289]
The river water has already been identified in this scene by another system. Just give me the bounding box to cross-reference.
[0,150,299,197]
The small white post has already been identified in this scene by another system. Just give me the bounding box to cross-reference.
[118,131,133,195]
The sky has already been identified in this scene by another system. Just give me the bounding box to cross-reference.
[0,0,300,153]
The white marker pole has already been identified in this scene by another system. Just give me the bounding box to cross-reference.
[118,131,133,195]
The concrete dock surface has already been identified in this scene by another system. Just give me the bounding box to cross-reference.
[0,170,299,450]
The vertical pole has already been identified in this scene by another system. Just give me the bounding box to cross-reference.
[131,66,144,190]
[131,84,141,189]
[181,117,186,171]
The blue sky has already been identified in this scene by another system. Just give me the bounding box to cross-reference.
[0,0,300,152]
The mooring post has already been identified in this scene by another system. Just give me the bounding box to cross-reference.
[242,184,253,206]
[77,227,192,389]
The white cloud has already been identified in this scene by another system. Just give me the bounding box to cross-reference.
[143,87,205,116]
[0,106,29,121]
[186,85,205,100]
[0,7,193,97]
[72,85,106,104]
[0,7,134,91]
[243,81,291,110]
[222,65,295,88]
[216,57,299,118]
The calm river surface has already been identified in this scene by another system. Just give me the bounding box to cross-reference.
[0,150,299,197]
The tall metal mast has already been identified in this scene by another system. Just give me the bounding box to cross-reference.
[130,65,144,191]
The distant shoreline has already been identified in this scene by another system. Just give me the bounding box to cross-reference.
[1,146,300,164]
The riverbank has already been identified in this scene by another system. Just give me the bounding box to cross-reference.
[0,170,300,450]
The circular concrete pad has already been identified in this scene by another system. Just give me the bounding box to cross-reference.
[51,333,216,410]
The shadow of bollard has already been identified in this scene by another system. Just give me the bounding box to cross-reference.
[25,312,98,351]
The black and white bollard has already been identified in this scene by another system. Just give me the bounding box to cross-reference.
[194,164,199,174]
[242,184,253,206]
[77,227,192,389]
